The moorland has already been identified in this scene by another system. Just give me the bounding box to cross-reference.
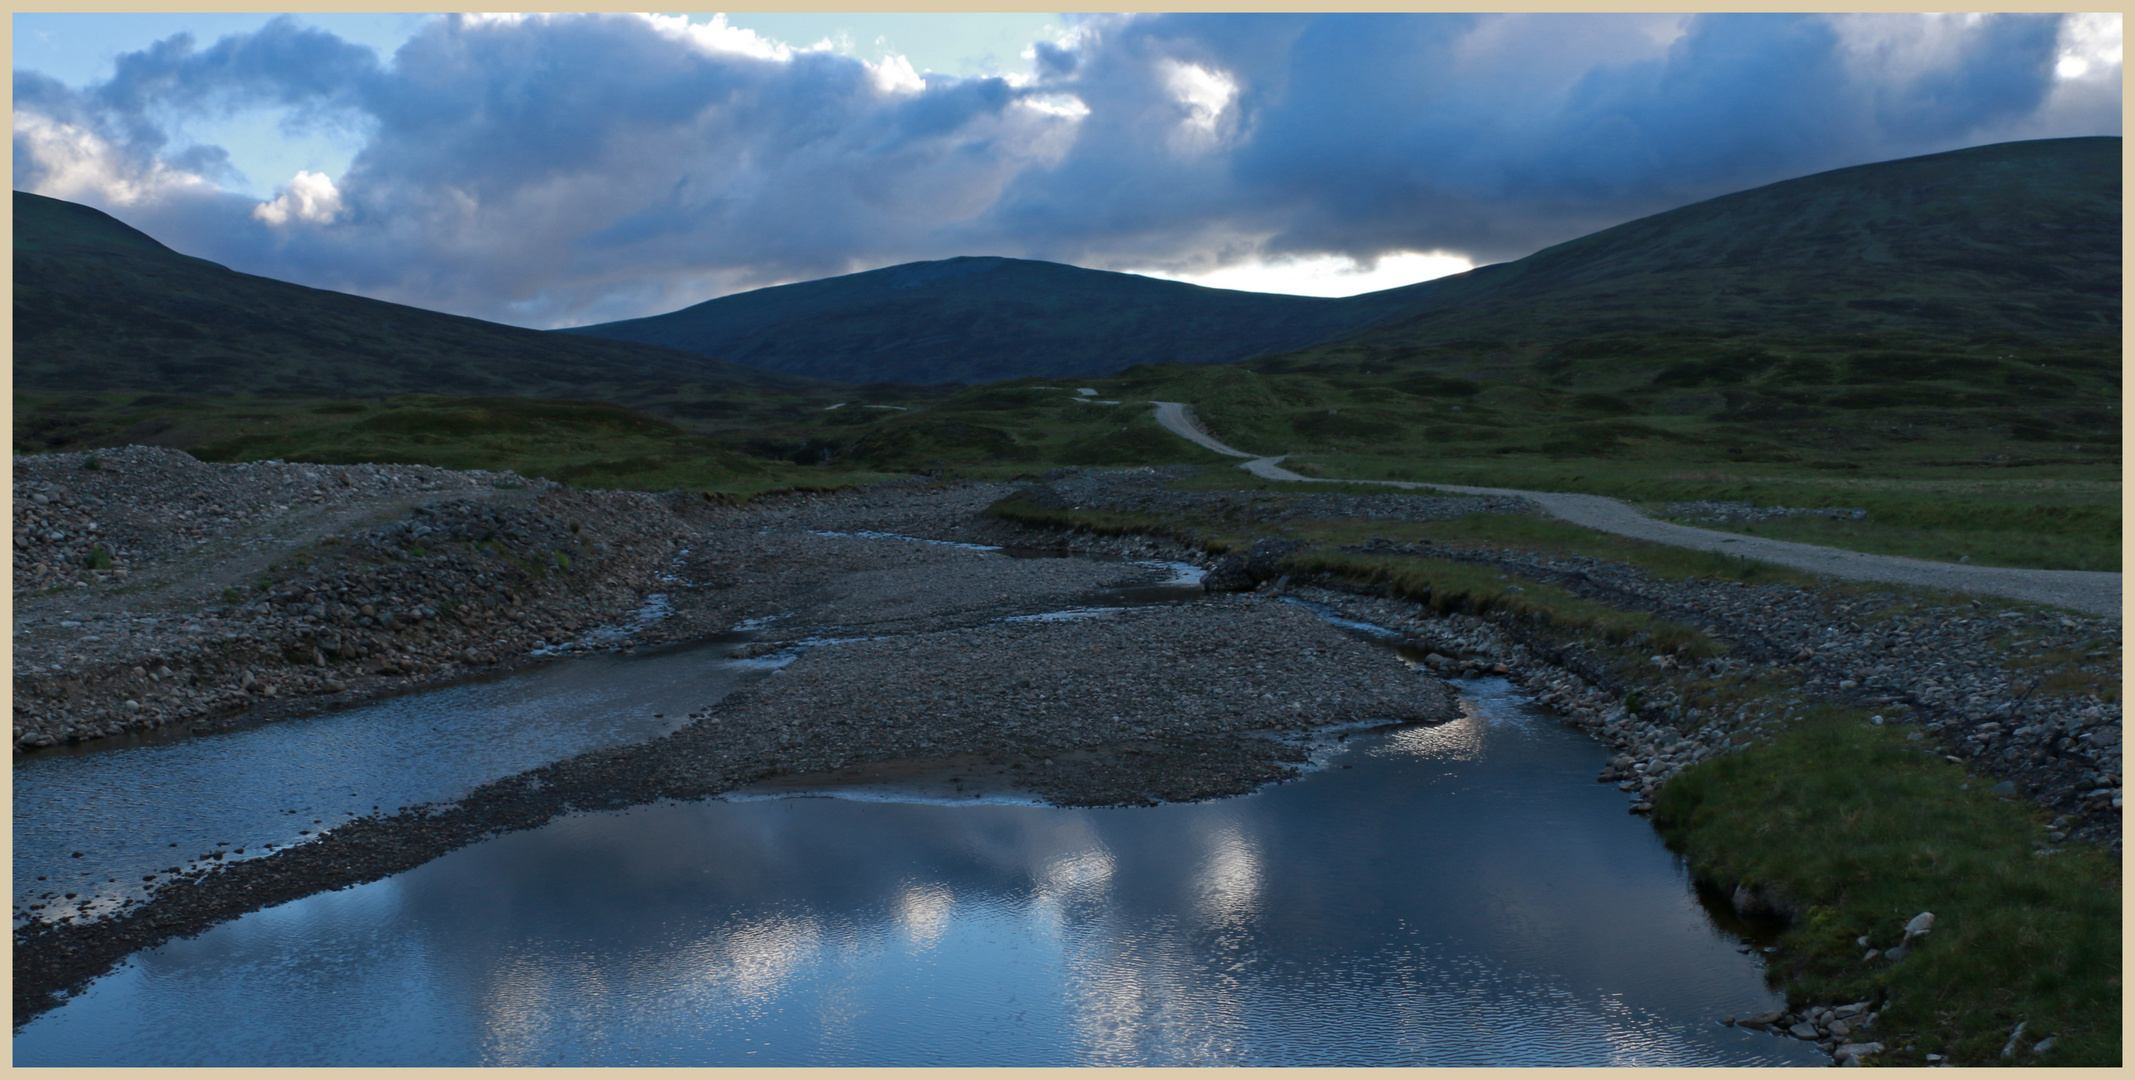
[11,136,2121,1065]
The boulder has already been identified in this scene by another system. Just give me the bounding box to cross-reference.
[1202,556,1253,592]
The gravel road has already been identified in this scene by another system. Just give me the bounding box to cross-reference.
[1147,401,2121,617]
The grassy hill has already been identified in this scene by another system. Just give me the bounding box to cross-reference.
[13,139,2118,555]
[719,142,2118,569]
[569,138,2117,389]
[11,191,817,403]
[12,190,885,492]
[1335,136,2120,357]
[565,255,1413,385]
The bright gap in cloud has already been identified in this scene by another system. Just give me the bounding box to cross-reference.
[1133,251,1475,298]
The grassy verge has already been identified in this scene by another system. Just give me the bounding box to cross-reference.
[1639,512,2119,573]
[1290,452,2122,573]
[1285,549,1722,656]
[1657,707,2120,1066]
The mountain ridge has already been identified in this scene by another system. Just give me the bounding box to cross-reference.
[11,191,816,401]
[569,136,2119,384]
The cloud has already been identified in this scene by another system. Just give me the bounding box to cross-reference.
[252,169,343,226]
[12,12,2119,329]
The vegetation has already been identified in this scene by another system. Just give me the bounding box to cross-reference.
[1659,707,2121,1066]
[13,391,890,497]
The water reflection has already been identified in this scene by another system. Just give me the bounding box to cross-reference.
[16,677,1822,1067]
[13,640,768,917]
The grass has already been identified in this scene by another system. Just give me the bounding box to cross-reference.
[1656,706,2121,1066]
[1639,510,2119,573]
[1286,548,1723,656]
[13,391,897,498]
[747,339,2118,570]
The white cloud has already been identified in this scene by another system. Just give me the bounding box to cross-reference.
[11,110,217,205]
[642,12,796,63]
[1131,250,1474,298]
[252,170,345,226]
[1160,59,1238,152]
[867,53,926,96]
[2054,12,2121,79]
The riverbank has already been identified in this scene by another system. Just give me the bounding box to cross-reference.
[13,456,1457,1025]
[989,467,2122,1066]
[14,458,2120,1063]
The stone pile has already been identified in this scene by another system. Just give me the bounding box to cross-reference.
[13,450,699,751]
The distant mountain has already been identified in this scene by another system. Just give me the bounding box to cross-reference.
[571,137,2117,385]
[565,256,1412,385]
[12,191,813,400]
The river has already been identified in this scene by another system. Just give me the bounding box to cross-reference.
[15,658,1819,1065]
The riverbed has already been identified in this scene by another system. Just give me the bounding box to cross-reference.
[14,676,1820,1066]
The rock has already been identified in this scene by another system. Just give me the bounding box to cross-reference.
[1990,780,2018,796]
[1739,1010,1783,1029]
[1903,911,1935,939]
[1789,1022,1820,1039]
[2032,1037,2058,1055]
[1201,556,1253,593]
[1882,944,1909,961]
[1242,537,1303,581]
[2001,1021,2028,1058]
[1835,1042,1883,1061]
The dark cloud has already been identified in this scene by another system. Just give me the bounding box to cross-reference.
[12,13,2116,327]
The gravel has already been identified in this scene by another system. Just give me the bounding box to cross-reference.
[1324,534,2121,848]
[11,457,1455,1021]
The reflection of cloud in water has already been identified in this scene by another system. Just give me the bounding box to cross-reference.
[1193,826,1262,928]
[1036,845,1115,899]
[677,913,824,1006]
[895,883,955,950]
[479,953,570,1066]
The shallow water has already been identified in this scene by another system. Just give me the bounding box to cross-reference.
[12,639,774,919]
[14,677,1821,1067]
[13,552,1201,925]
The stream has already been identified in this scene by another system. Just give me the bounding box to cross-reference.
[14,551,1820,1066]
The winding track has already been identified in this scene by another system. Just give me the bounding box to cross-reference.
[1147,401,2121,617]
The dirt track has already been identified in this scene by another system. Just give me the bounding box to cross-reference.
[1147,401,2121,617]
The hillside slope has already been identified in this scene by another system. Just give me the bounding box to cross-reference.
[12,192,813,400]
[567,255,1410,385]
[1326,136,2120,357]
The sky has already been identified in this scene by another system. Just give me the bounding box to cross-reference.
[11,12,2123,327]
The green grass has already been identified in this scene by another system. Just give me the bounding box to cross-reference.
[1637,503,2119,573]
[1657,707,2121,1066]
[14,391,897,498]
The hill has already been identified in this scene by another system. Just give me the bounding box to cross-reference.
[571,138,2117,387]
[1316,136,2120,362]
[565,255,1411,385]
[11,191,815,401]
